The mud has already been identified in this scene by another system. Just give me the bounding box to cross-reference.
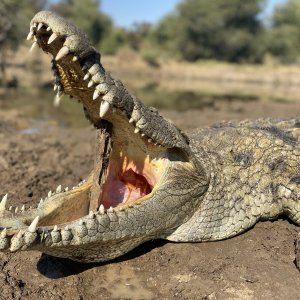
[1,100,300,300]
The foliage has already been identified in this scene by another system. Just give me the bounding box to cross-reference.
[151,0,266,63]
[267,0,300,63]
[50,0,112,46]
[0,0,46,79]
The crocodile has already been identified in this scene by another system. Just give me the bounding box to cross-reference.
[1,10,300,264]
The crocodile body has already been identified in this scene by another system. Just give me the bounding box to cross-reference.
[0,11,300,263]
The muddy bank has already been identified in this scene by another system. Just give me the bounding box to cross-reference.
[0,100,300,299]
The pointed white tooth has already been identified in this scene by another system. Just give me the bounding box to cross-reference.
[46,26,51,31]
[53,84,58,91]
[0,194,8,211]
[83,73,90,81]
[100,101,110,118]
[28,216,39,233]
[87,80,94,88]
[53,225,58,231]
[47,32,57,44]
[56,185,62,193]
[55,46,69,61]
[32,22,37,28]
[26,31,34,41]
[21,205,25,212]
[30,41,38,52]
[48,191,52,198]
[72,56,78,62]
[134,128,140,134]
[99,204,105,214]
[89,210,94,218]
[141,133,145,137]
[93,89,100,100]
[129,118,134,123]
[54,93,62,107]
[37,23,43,31]
[9,206,12,211]
[16,231,23,238]
[65,225,69,231]
[82,65,88,71]
[108,206,114,213]
[64,187,69,192]
[1,228,7,238]
[15,207,18,213]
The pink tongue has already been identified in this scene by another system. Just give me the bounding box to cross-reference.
[101,169,152,208]
[105,180,144,207]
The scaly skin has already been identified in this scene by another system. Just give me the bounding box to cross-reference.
[0,11,300,263]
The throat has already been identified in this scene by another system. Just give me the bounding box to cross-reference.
[100,168,152,208]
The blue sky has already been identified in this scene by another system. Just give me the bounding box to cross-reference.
[50,0,288,28]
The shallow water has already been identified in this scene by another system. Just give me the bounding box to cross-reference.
[1,76,299,128]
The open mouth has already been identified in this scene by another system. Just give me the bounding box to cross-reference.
[0,12,173,237]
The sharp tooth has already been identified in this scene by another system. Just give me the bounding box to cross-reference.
[0,194,8,211]
[108,206,114,213]
[55,46,69,61]
[37,23,43,31]
[28,216,39,233]
[129,118,134,123]
[56,185,62,193]
[82,65,88,71]
[30,41,38,52]
[21,205,25,212]
[100,101,110,118]
[46,26,51,31]
[54,93,62,107]
[89,211,94,218]
[15,207,18,213]
[47,32,57,44]
[93,89,100,100]
[65,225,69,231]
[9,206,12,211]
[83,73,90,81]
[26,31,34,41]
[99,204,105,214]
[1,228,7,238]
[72,56,78,62]
[53,84,58,91]
[141,133,145,137]
[32,22,37,28]
[134,128,140,134]
[53,225,58,231]
[64,187,69,192]
[48,191,52,198]
[87,80,94,88]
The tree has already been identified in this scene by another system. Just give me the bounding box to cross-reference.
[50,0,112,46]
[0,0,46,81]
[267,0,300,63]
[151,0,266,63]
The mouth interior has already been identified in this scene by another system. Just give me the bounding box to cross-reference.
[17,22,170,228]
[88,115,168,214]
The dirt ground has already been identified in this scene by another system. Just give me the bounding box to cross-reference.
[1,99,300,300]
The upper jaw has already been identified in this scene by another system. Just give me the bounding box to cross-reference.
[28,11,190,152]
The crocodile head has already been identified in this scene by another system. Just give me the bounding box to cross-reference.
[0,11,209,262]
